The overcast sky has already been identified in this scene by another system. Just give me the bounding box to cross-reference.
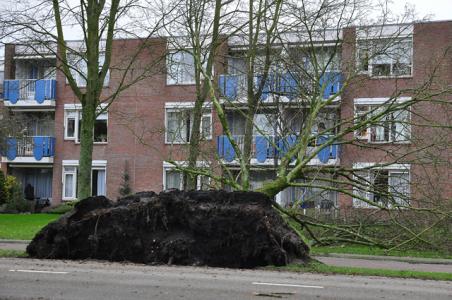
[390,0,452,21]
[0,0,451,60]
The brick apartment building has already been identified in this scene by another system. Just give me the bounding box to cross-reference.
[1,20,451,209]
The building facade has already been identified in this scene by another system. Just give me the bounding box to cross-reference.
[1,21,451,211]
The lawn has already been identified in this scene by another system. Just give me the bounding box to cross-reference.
[311,244,452,259]
[0,214,60,240]
[0,249,27,257]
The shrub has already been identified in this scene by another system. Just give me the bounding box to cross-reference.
[5,176,29,213]
[47,202,76,214]
[0,172,7,205]
[119,161,132,197]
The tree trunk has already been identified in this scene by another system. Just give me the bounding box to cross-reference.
[184,0,222,190]
[77,100,95,200]
[186,98,203,190]
[257,176,288,198]
[241,102,255,190]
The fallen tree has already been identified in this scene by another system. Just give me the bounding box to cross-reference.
[27,190,309,268]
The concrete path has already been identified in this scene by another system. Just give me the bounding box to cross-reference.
[0,240,29,251]
[1,257,451,300]
[315,256,452,273]
[315,253,452,265]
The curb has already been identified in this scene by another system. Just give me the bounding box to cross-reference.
[313,253,452,265]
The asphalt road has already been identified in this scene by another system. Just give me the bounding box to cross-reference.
[0,258,451,300]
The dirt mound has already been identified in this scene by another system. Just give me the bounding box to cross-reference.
[27,190,309,268]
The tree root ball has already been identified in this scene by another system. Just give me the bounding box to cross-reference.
[27,190,309,268]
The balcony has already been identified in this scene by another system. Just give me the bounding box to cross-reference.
[218,72,343,103]
[217,134,340,165]
[3,136,56,163]
[217,135,277,163]
[3,79,57,108]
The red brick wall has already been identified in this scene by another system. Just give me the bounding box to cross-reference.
[51,37,225,204]
[339,21,452,210]
[3,22,450,207]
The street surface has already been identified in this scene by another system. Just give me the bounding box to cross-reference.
[1,257,451,299]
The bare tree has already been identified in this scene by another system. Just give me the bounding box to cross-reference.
[0,0,168,199]
[160,0,230,190]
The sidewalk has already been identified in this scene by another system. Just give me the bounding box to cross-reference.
[313,255,452,273]
[0,240,29,251]
[314,252,452,265]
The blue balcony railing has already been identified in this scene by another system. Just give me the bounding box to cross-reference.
[217,134,340,164]
[218,72,343,102]
[3,79,57,104]
[5,136,56,161]
[217,135,276,163]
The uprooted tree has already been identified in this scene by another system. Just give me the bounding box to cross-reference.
[162,0,452,251]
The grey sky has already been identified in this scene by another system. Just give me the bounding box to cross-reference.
[0,0,451,60]
[390,0,452,21]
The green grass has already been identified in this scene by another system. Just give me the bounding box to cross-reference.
[270,261,452,281]
[0,249,27,258]
[311,245,452,259]
[0,214,60,240]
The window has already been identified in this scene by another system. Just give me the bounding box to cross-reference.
[354,105,410,143]
[64,108,108,143]
[357,38,412,77]
[92,169,106,196]
[63,166,77,200]
[165,170,183,190]
[278,179,337,210]
[65,111,76,139]
[62,163,107,200]
[201,114,212,140]
[253,114,275,136]
[353,166,410,208]
[165,107,212,144]
[94,114,108,143]
[199,175,211,190]
[67,53,110,87]
[307,48,341,72]
[0,60,4,83]
[167,51,196,85]
[228,56,246,75]
[163,164,210,190]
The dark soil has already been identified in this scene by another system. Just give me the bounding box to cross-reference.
[27,190,309,268]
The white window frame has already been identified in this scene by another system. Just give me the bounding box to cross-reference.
[353,98,411,144]
[162,161,210,190]
[62,166,77,201]
[62,160,107,201]
[166,50,196,85]
[356,36,413,78]
[64,110,77,140]
[163,168,184,190]
[93,113,109,144]
[164,102,212,144]
[67,53,110,87]
[352,163,411,208]
[200,113,213,140]
[91,166,107,196]
[64,104,108,144]
[0,59,4,86]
